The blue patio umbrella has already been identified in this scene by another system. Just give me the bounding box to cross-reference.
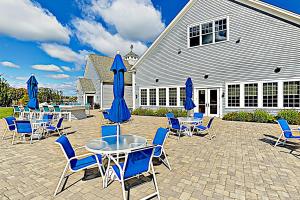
[184,77,196,111]
[27,75,39,109]
[109,53,131,129]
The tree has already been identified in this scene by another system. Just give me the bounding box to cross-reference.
[0,77,11,106]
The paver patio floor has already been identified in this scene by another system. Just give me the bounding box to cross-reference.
[1,110,300,200]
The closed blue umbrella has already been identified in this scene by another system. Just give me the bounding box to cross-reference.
[27,75,39,109]
[184,77,196,111]
[109,53,131,126]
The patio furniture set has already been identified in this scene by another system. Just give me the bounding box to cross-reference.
[54,124,171,200]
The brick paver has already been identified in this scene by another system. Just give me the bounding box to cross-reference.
[1,110,300,199]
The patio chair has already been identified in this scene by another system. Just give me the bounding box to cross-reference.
[54,135,105,196]
[13,106,21,117]
[151,127,171,170]
[165,112,175,128]
[169,117,189,139]
[109,146,160,200]
[46,117,65,136]
[2,117,16,140]
[53,105,71,121]
[43,105,52,114]
[42,114,54,125]
[13,120,35,144]
[274,119,300,147]
[194,117,215,139]
[101,125,118,137]
[22,106,31,119]
[193,112,204,119]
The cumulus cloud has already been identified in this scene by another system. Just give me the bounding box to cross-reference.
[88,0,165,42]
[73,18,147,57]
[47,74,70,79]
[61,66,72,72]
[0,61,20,68]
[32,64,63,72]
[0,0,70,43]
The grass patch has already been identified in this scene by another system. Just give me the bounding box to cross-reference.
[0,107,13,119]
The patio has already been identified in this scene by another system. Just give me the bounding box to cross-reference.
[1,110,300,200]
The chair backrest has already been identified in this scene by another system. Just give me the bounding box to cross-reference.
[53,105,61,112]
[57,117,64,128]
[170,118,180,130]
[102,111,110,120]
[43,114,53,121]
[123,146,155,179]
[55,135,76,166]
[207,117,215,129]
[277,119,293,138]
[4,117,16,131]
[13,106,21,112]
[24,106,30,112]
[166,112,175,119]
[35,108,40,112]
[43,106,50,112]
[15,120,32,133]
[101,125,118,137]
[152,127,169,156]
[194,112,203,119]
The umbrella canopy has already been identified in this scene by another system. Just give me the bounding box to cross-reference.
[27,75,39,109]
[108,54,131,123]
[184,77,196,110]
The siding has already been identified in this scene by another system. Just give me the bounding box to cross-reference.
[84,59,101,104]
[102,85,133,109]
[135,0,300,115]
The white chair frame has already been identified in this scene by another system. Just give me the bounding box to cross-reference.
[2,119,15,140]
[12,121,35,145]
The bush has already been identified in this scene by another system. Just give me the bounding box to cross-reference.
[131,107,187,117]
[277,109,300,125]
[253,109,275,123]
[94,103,100,109]
[223,111,253,122]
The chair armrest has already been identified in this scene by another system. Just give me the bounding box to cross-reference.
[69,153,95,162]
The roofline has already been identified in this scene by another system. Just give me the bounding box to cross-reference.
[131,0,300,70]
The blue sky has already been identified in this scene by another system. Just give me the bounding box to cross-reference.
[0,0,298,96]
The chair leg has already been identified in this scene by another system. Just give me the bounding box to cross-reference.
[95,155,105,188]
[2,129,7,140]
[161,149,171,170]
[121,178,127,200]
[54,163,69,196]
[151,163,160,200]
[30,134,33,144]
[274,133,284,147]
[11,132,16,145]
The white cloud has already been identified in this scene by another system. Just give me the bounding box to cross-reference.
[73,18,147,57]
[88,0,165,42]
[0,0,70,43]
[47,74,70,79]
[32,64,63,72]
[16,76,28,81]
[0,61,20,68]
[61,66,72,72]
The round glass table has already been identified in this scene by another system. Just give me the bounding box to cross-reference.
[85,134,147,154]
[177,117,202,136]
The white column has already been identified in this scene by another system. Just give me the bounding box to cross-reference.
[278,81,284,109]
[156,88,159,106]
[100,81,103,109]
[258,82,263,108]
[177,86,180,107]
[219,88,223,117]
[166,88,169,107]
[193,88,198,112]
[240,83,245,108]
[132,72,136,109]
[147,89,150,106]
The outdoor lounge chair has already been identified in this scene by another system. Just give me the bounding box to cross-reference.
[2,117,16,140]
[13,120,35,144]
[13,106,21,117]
[109,146,160,200]
[165,112,175,128]
[194,117,215,139]
[101,125,118,137]
[274,119,300,147]
[53,105,71,121]
[46,117,64,136]
[54,135,105,196]
[151,127,171,170]
[169,117,189,139]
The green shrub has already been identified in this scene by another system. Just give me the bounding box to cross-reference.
[277,109,300,125]
[171,109,188,117]
[223,111,253,122]
[253,109,275,123]
[131,107,187,117]
[155,108,169,117]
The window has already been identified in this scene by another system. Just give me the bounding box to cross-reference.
[283,81,300,107]
[215,18,227,42]
[201,22,213,45]
[244,83,258,107]
[188,17,228,47]
[149,89,156,106]
[140,89,147,106]
[227,84,240,107]
[189,25,200,47]
[169,88,177,106]
[263,82,278,107]
[180,87,186,106]
[159,88,166,106]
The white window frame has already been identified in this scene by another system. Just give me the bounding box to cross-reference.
[139,88,148,106]
[283,81,300,108]
[187,16,229,48]
[226,84,241,108]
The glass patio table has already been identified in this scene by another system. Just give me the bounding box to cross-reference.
[177,117,202,136]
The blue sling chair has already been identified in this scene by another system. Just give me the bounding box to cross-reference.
[169,117,189,139]
[46,117,65,136]
[13,120,35,145]
[54,135,105,196]
[194,117,216,140]
[2,117,16,140]
[109,146,160,200]
[151,127,171,170]
[165,112,175,128]
[101,125,118,137]
[275,119,300,147]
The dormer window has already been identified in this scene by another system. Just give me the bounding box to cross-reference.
[188,17,229,48]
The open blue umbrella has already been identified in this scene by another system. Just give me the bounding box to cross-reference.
[27,75,39,109]
[184,77,196,111]
[109,53,131,133]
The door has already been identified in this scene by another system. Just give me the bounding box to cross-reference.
[86,96,94,109]
[198,89,219,116]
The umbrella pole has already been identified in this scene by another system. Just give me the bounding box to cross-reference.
[117,122,120,162]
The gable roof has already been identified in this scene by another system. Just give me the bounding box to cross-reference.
[87,54,132,85]
[131,0,300,71]
[78,78,96,93]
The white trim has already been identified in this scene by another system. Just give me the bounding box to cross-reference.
[100,81,103,109]
[132,73,136,109]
